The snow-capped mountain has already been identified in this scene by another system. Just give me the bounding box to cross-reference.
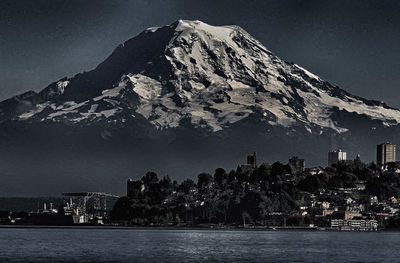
[3,20,400,133]
[0,20,399,195]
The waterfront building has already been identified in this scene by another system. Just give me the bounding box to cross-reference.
[331,219,378,231]
[328,149,347,167]
[377,142,396,167]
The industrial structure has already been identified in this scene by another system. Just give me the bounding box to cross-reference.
[61,192,119,224]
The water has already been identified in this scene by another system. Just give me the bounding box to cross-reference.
[0,227,399,263]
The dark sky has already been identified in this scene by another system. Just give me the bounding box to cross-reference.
[1,0,400,106]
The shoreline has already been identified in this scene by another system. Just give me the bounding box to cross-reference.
[0,224,393,232]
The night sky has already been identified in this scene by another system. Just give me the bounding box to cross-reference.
[1,0,400,106]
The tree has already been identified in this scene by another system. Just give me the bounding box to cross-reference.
[110,196,132,221]
[271,162,290,177]
[159,176,172,189]
[197,173,213,188]
[178,179,195,194]
[142,171,159,185]
[298,175,321,193]
[214,168,227,186]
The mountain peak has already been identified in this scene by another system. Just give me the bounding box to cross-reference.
[147,19,235,32]
[143,19,254,51]
[173,19,236,32]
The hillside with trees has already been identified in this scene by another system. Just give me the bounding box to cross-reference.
[111,159,400,228]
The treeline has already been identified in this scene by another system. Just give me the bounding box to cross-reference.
[110,160,400,226]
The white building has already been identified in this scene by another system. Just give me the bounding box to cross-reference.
[328,149,347,167]
[331,219,378,231]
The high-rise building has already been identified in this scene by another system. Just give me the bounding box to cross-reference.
[247,152,257,169]
[288,156,305,172]
[328,149,347,167]
[377,142,396,167]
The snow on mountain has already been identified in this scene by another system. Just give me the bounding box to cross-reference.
[5,20,400,134]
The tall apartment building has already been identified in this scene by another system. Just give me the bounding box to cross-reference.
[247,152,257,169]
[377,142,396,167]
[288,156,305,172]
[328,149,347,167]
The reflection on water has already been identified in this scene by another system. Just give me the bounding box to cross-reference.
[0,227,397,263]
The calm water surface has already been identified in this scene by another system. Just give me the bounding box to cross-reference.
[0,227,399,263]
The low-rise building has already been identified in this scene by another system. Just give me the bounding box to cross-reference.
[321,202,330,209]
[331,219,378,231]
[322,210,334,217]
[344,210,362,220]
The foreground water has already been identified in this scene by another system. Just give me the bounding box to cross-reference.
[0,227,399,263]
